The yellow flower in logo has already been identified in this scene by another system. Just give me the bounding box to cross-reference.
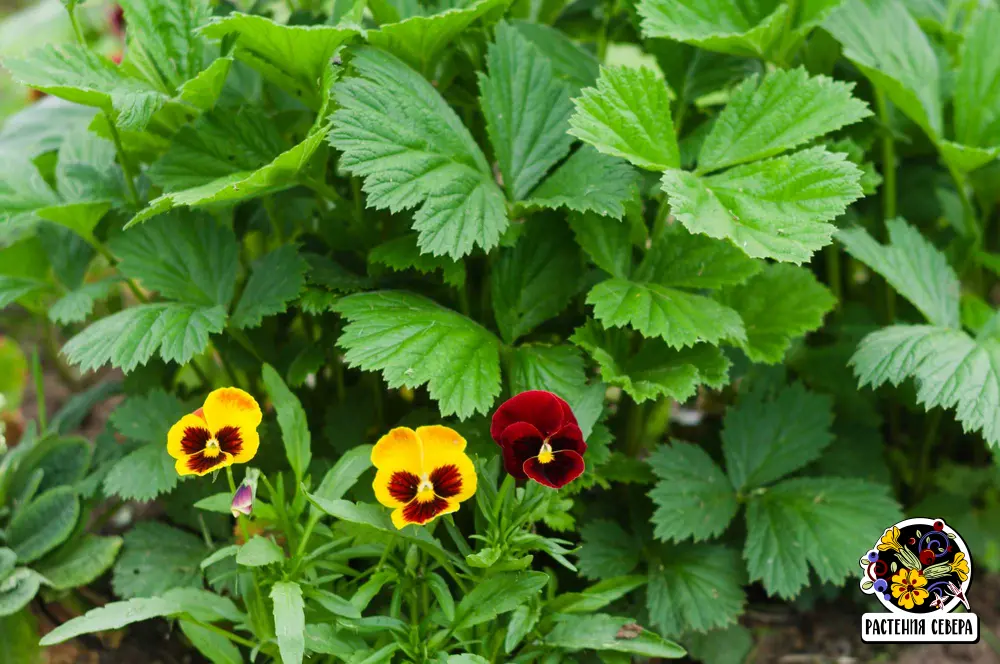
[877,526,901,552]
[950,552,969,582]
[891,568,929,610]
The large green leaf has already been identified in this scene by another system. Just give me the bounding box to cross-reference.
[722,382,834,491]
[661,147,864,263]
[333,291,501,418]
[648,442,738,542]
[508,20,599,94]
[113,522,205,598]
[716,263,836,363]
[837,218,960,328]
[272,582,306,664]
[953,8,1000,150]
[40,596,184,645]
[546,613,686,658]
[7,487,80,563]
[0,569,43,617]
[369,234,466,287]
[179,620,243,664]
[569,65,678,171]
[825,0,942,138]
[109,389,189,444]
[453,572,549,629]
[567,211,633,279]
[576,519,641,580]
[231,245,307,329]
[646,545,745,636]
[637,0,787,57]
[479,21,574,200]
[111,212,238,307]
[237,536,285,567]
[62,303,226,372]
[697,67,871,172]
[744,477,901,598]
[35,535,123,591]
[118,0,212,91]
[508,344,587,404]
[524,147,639,219]
[633,223,761,289]
[330,47,506,258]
[103,443,178,501]
[0,156,60,228]
[262,363,312,482]
[200,13,358,105]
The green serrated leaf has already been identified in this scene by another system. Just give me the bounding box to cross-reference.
[634,223,762,289]
[231,245,307,329]
[118,0,212,91]
[716,263,836,363]
[330,47,506,259]
[7,487,80,563]
[524,147,639,219]
[662,147,864,263]
[647,545,746,636]
[237,536,285,567]
[103,443,179,502]
[567,212,633,279]
[480,21,574,200]
[369,233,466,287]
[508,20,599,93]
[569,65,678,171]
[453,571,549,629]
[333,291,501,418]
[509,344,587,403]
[576,519,641,580]
[698,67,871,172]
[744,477,901,598]
[953,8,1000,150]
[637,0,788,57]
[648,442,738,542]
[48,278,121,325]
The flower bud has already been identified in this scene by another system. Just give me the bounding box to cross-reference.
[231,482,253,518]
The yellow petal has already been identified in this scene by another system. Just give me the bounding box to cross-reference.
[229,426,260,465]
[415,425,467,472]
[167,413,209,460]
[372,427,422,473]
[203,387,262,432]
[391,507,410,530]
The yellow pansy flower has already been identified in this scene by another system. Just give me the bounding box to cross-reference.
[167,388,262,476]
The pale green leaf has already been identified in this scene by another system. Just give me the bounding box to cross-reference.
[546,614,686,658]
[200,13,358,105]
[0,569,42,617]
[568,65,678,171]
[453,571,549,629]
[850,324,1000,447]
[110,389,188,444]
[40,596,183,645]
[369,234,466,288]
[825,0,942,137]
[62,303,226,372]
[111,213,238,307]
[637,0,788,57]
[587,279,745,348]
[368,0,507,73]
[508,20,599,93]
[684,624,753,664]
[937,140,1000,174]
[237,536,285,567]
[716,263,836,363]
[48,278,121,325]
[34,535,122,591]
[722,382,834,491]
[330,47,506,258]
[7,487,79,563]
[0,98,97,159]
[698,67,871,172]
[0,157,59,227]
[118,0,212,91]
[837,218,960,327]
[648,442,738,542]
[231,245,307,329]
[179,620,243,664]
[576,519,640,580]
[524,147,638,219]
[479,21,574,200]
[272,581,306,664]
[262,363,312,482]
[661,147,863,263]
[113,522,205,599]
[744,477,901,598]
[572,321,730,404]
[953,8,1000,149]
[332,291,501,418]
[0,275,47,310]
[509,344,587,403]
[314,445,374,503]
[647,545,745,636]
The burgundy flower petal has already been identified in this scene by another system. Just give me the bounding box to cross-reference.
[523,450,585,489]
[549,423,587,456]
[490,390,574,441]
[498,421,544,479]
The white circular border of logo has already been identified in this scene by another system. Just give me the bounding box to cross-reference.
[861,517,973,615]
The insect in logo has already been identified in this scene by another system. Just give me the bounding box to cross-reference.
[858,517,978,643]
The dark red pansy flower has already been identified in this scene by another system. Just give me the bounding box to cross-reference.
[490,390,586,489]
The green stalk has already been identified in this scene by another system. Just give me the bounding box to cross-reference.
[188,619,257,649]
[31,349,46,431]
[875,88,897,324]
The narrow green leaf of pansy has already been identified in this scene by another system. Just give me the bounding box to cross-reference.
[262,363,312,483]
[661,147,864,263]
[111,212,238,307]
[199,13,358,105]
[62,303,226,373]
[6,487,80,563]
[953,8,1000,150]
[112,522,206,599]
[492,221,582,343]
[479,21,574,201]
[576,519,641,580]
[825,0,942,138]
[546,613,686,658]
[837,218,960,328]
[231,245,308,329]
[637,0,788,57]
[523,147,639,219]
[237,536,285,567]
[722,382,834,491]
[117,0,212,91]
[646,545,746,636]
[648,441,738,542]
[715,263,836,363]
[34,535,123,591]
[39,596,183,645]
[453,571,549,629]
[333,291,502,418]
[744,477,901,598]
[314,444,374,503]
[367,0,508,73]
[505,604,539,654]
[2,44,166,131]
[587,279,745,349]
[567,211,633,279]
[569,65,678,171]
[271,581,305,664]
[572,321,730,404]
[179,620,243,664]
[634,223,762,289]
[508,20,599,94]
[329,47,507,259]
[850,324,1000,447]
[697,67,871,172]
[369,234,466,287]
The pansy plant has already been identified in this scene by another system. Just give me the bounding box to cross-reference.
[167,388,262,476]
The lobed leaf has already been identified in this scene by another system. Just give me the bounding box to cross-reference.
[648,442,738,542]
[524,147,639,219]
[646,545,746,636]
[637,0,787,57]
[231,245,308,329]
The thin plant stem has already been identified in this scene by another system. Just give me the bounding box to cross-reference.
[31,348,46,431]
[188,618,257,649]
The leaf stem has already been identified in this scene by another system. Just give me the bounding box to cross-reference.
[187,618,257,649]
[875,88,897,324]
